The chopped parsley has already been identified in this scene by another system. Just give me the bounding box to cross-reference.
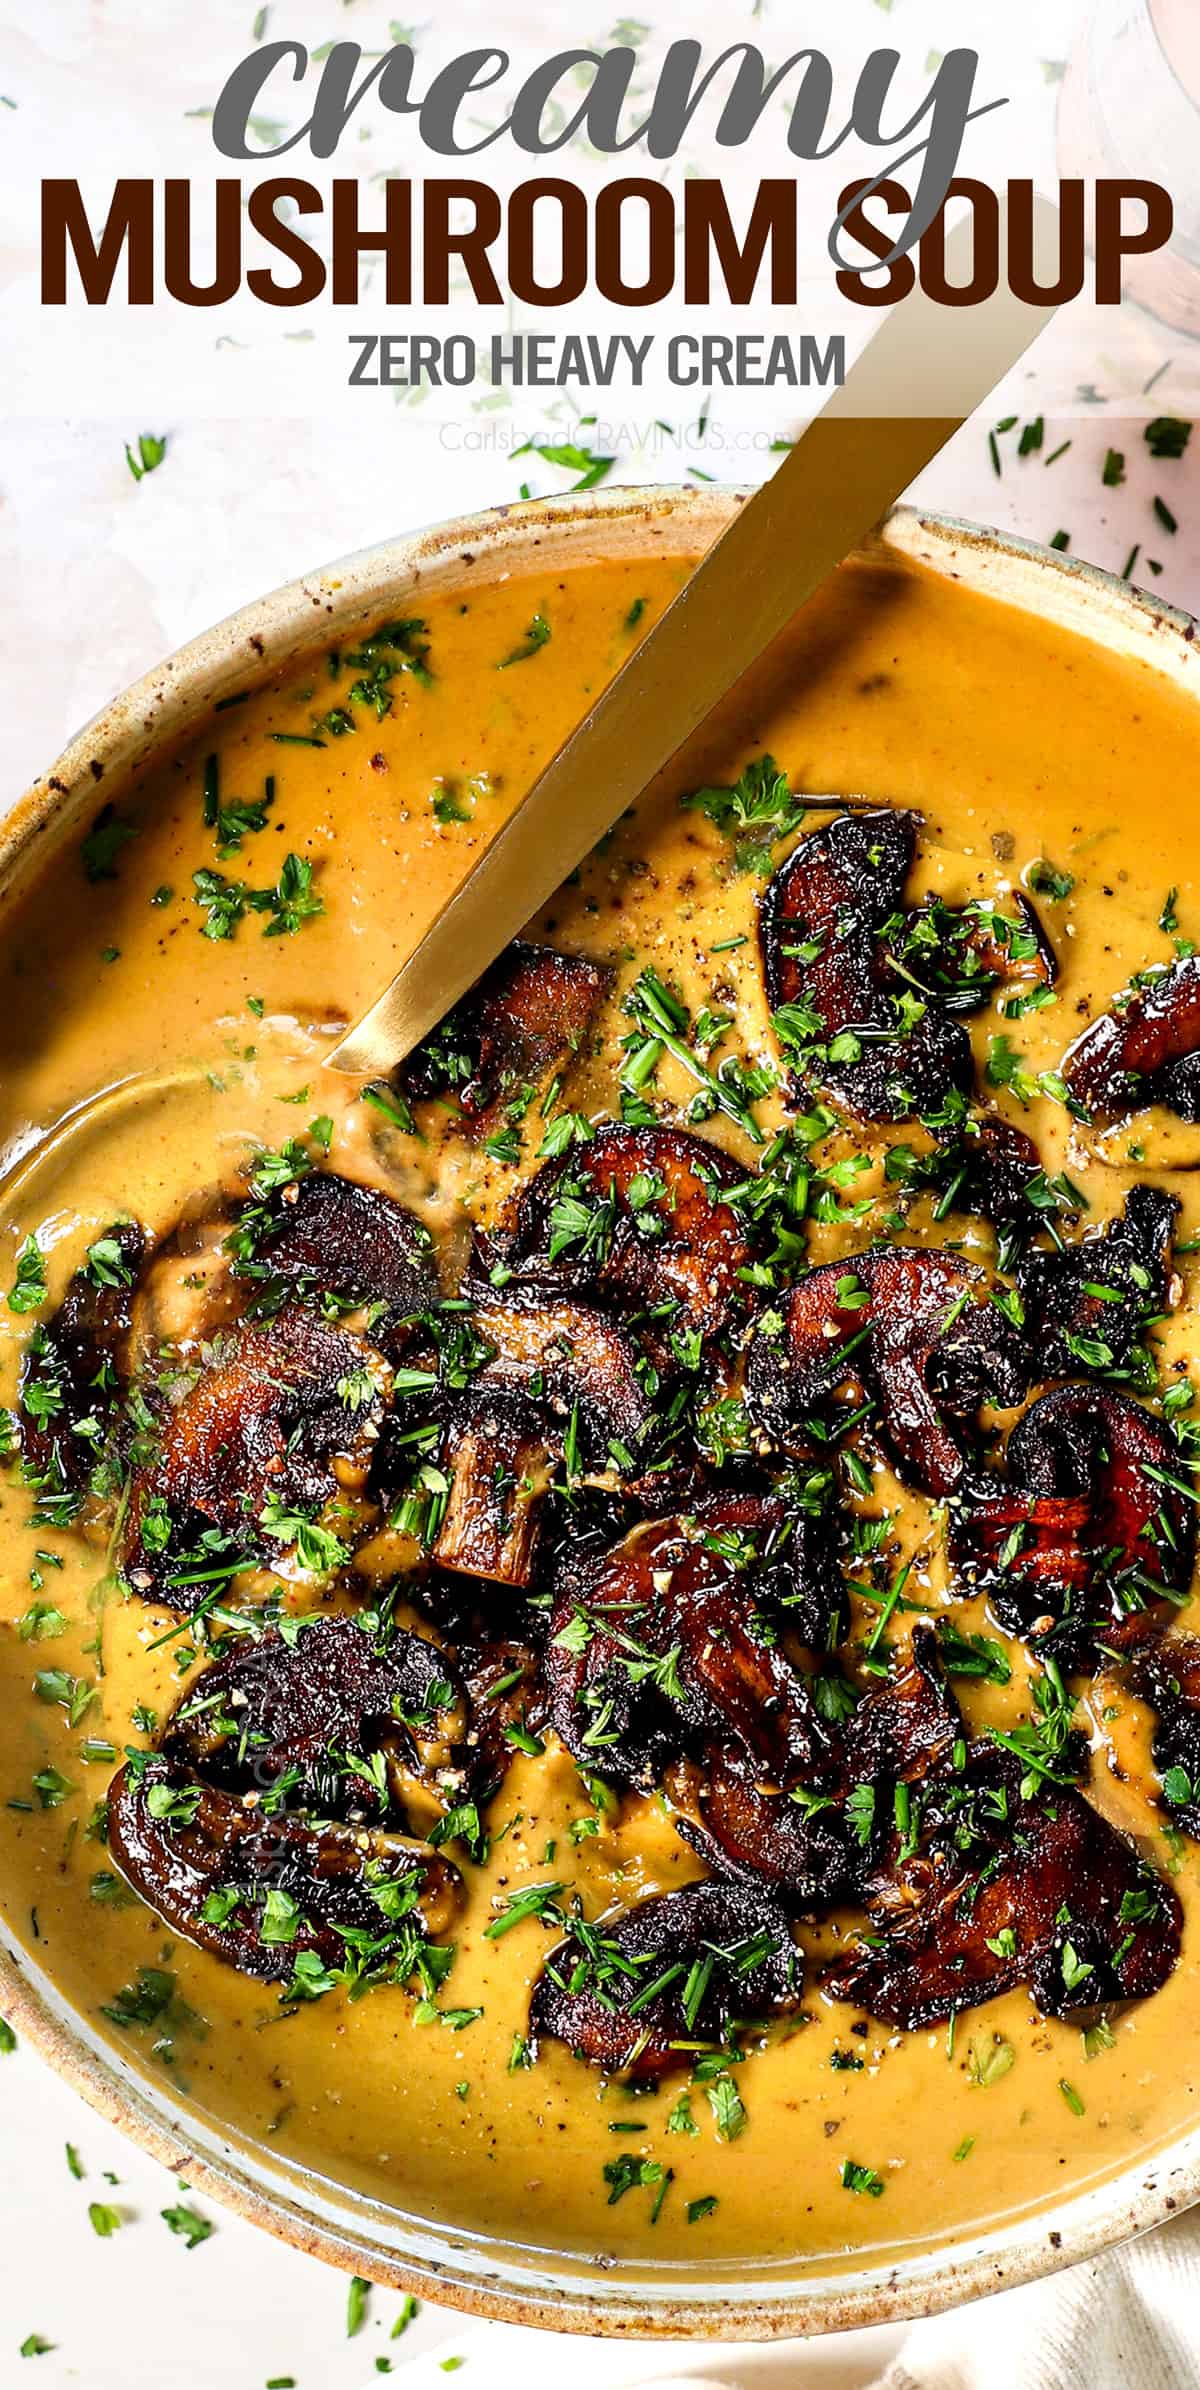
[125,431,167,482]
[498,613,551,667]
[193,851,323,941]
[683,753,806,875]
[161,2201,214,2250]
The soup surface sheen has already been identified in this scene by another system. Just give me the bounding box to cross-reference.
[1,540,1199,2282]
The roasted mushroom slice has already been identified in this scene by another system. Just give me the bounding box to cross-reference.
[746,1249,1028,1497]
[453,1631,546,1801]
[951,1386,1196,1662]
[682,1751,851,1907]
[530,1878,800,2079]
[19,1220,146,1496]
[402,1570,548,1801]
[1018,1186,1178,1383]
[121,1309,387,1609]
[759,809,973,1122]
[826,1744,1180,2029]
[463,1294,654,1455]
[841,1624,963,1795]
[401,941,609,1130]
[428,1294,657,1589]
[1063,955,1200,1122]
[678,1630,957,1909]
[1128,1635,1200,1838]
[108,1757,462,1987]
[950,1488,1093,1634]
[882,893,1055,1016]
[501,1125,751,1340]
[162,1614,467,1817]
[545,1495,832,1789]
[904,1115,1046,1248]
[229,1170,437,1352]
[431,1398,551,1588]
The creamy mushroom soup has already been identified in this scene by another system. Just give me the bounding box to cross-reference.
[2,541,1200,2278]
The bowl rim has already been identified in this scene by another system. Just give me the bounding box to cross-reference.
[4,483,1200,2342]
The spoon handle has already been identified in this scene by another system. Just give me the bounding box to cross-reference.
[328,197,1061,1079]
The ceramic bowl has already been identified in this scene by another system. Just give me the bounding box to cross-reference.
[3,489,1199,2338]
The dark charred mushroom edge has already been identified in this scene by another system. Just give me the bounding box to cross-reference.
[14,822,1199,2087]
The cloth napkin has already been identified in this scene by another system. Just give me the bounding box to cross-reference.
[382,2206,1200,2390]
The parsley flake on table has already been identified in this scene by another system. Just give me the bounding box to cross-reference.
[161,2200,214,2250]
[125,432,167,482]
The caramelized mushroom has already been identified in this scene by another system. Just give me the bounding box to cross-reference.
[746,1249,1028,1497]
[1063,955,1200,1122]
[1128,1635,1200,1838]
[162,1614,467,1815]
[19,1220,146,1495]
[919,1116,1046,1247]
[951,1386,1196,1661]
[884,892,1055,1015]
[545,1494,833,1789]
[428,1293,657,1589]
[680,1632,957,1908]
[759,810,973,1121]
[108,1758,461,1986]
[404,1570,548,1801]
[1018,1186,1178,1382]
[232,1170,437,1352]
[121,1308,386,1608]
[682,1751,850,1905]
[453,1632,546,1800]
[826,1744,1179,2028]
[464,1293,655,1456]
[401,941,609,1129]
[431,1400,551,1588]
[501,1124,751,1340]
[530,1878,801,2078]
[106,1611,471,1989]
[841,1624,963,1792]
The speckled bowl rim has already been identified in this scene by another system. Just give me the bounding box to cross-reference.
[3,486,1200,2342]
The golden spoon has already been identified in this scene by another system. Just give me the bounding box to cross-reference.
[326,198,1063,1083]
